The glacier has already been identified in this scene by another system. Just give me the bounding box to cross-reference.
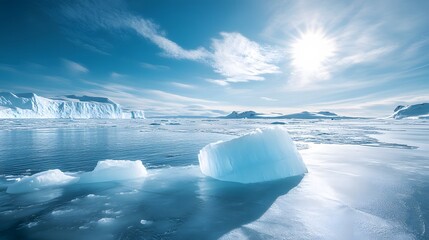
[198,127,307,183]
[390,103,429,119]
[0,92,144,119]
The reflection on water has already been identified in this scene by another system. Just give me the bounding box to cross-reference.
[0,166,303,240]
[0,127,233,175]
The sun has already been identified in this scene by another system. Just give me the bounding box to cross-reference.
[291,30,336,73]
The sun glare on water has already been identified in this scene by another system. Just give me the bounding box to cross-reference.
[291,30,336,73]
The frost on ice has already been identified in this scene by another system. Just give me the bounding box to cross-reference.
[198,127,307,183]
[79,160,148,183]
[6,169,78,194]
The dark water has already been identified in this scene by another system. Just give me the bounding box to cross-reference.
[0,127,229,175]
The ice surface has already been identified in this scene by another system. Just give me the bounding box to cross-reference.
[1,119,428,239]
[6,169,78,194]
[198,127,307,183]
[0,92,144,119]
[79,160,148,183]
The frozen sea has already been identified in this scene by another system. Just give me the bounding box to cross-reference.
[0,118,428,240]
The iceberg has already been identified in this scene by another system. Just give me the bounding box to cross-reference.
[390,103,429,119]
[0,92,144,119]
[198,127,307,183]
[79,160,148,183]
[6,169,78,194]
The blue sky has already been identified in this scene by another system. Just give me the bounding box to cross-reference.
[0,0,428,117]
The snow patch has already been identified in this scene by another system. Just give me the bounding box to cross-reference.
[198,127,307,183]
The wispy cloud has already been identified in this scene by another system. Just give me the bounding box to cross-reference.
[146,90,216,104]
[210,32,281,83]
[42,75,71,84]
[260,97,278,101]
[57,1,280,85]
[140,62,170,71]
[129,18,210,60]
[205,79,229,86]
[78,80,225,117]
[263,0,428,87]
[0,63,17,73]
[62,59,88,74]
[110,72,126,78]
[171,82,196,89]
[68,38,111,56]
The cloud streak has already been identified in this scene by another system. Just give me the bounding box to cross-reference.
[210,32,281,83]
[62,59,88,74]
[129,18,210,60]
[58,1,281,84]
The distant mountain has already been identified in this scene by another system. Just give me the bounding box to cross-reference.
[279,111,340,119]
[390,103,429,119]
[0,92,144,119]
[225,111,260,119]
[223,110,351,119]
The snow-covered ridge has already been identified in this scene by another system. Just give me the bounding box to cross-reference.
[0,92,144,119]
[224,110,349,119]
[391,103,429,119]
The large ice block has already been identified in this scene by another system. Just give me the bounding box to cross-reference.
[198,127,307,183]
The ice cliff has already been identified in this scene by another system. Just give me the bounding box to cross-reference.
[0,92,144,119]
[198,127,307,183]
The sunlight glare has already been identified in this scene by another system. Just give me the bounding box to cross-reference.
[291,30,336,73]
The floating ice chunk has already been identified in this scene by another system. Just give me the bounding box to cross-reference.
[198,127,307,183]
[6,169,78,194]
[140,219,153,225]
[98,218,114,224]
[79,160,147,183]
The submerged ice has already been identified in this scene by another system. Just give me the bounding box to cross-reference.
[198,127,307,183]
[6,160,148,194]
